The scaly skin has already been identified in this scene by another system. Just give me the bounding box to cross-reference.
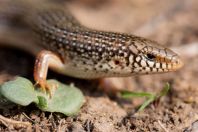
[0,0,183,92]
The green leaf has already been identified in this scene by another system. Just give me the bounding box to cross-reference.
[0,77,38,106]
[37,96,48,109]
[156,83,170,99]
[0,77,85,116]
[35,80,85,116]
[121,90,154,98]
[0,90,15,108]
[120,83,170,112]
[138,96,155,111]
[120,90,156,111]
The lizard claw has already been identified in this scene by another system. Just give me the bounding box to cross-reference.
[34,79,52,97]
[34,78,58,98]
[33,50,64,98]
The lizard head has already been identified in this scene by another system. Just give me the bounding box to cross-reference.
[96,35,183,77]
[128,38,183,75]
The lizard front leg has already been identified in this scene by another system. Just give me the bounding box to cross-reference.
[34,50,65,94]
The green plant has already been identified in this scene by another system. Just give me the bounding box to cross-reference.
[0,77,85,116]
[120,83,170,111]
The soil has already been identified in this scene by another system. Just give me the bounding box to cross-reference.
[0,0,198,131]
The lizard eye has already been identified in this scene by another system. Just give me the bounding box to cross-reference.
[145,53,156,61]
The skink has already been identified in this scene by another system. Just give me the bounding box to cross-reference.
[0,0,183,92]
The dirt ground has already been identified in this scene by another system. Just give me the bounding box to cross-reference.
[0,0,198,131]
